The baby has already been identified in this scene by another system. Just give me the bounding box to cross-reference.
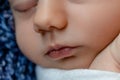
[8,0,120,80]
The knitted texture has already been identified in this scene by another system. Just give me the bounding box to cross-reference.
[0,0,36,80]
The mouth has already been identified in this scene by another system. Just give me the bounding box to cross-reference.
[45,45,79,60]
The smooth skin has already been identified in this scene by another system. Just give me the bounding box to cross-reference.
[9,0,120,72]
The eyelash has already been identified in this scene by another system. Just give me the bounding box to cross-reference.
[15,8,30,13]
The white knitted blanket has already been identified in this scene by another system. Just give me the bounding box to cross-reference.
[36,65,120,80]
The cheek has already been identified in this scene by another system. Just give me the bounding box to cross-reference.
[67,2,120,31]
[15,22,43,58]
[67,3,120,51]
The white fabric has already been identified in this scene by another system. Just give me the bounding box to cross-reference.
[36,65,120,80]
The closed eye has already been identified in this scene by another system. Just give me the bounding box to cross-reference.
[13,0,38,12]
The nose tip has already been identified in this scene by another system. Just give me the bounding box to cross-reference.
[34,12,67,33]
[33,1,67,33]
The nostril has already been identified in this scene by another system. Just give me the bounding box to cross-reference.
[34,26,45,34]
[34,26,40,33]
[34,25,53,35]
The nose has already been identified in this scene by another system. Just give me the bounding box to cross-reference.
[33,0,67,33]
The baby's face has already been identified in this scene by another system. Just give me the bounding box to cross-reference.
[9,0,120,69]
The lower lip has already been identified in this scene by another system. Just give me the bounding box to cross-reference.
[47,47,77,60]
